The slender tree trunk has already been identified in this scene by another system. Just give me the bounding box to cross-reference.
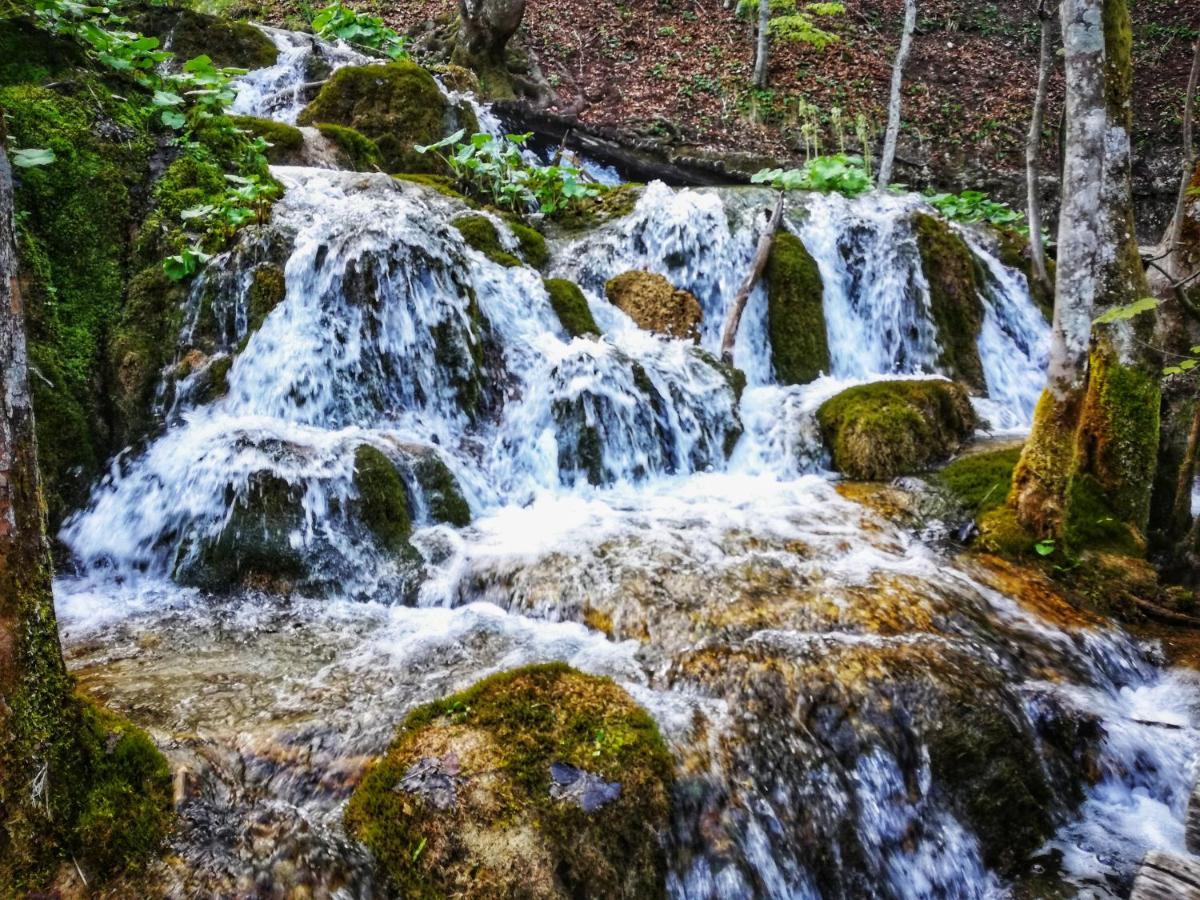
[1025,3,1057,298]
[877,0,917,189]
[753,0,770,90]
[1166,37,1200,278]
[1010,0,1159,549]
[721,193,785,363]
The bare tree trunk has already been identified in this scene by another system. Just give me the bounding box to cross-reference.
[1025,2,1056,298]
[877,0,917,189]
[458,0,526,59]
[721,193,785,364]
[1010,0,1159,547]
[1166,37,1200,278]
[752,0,770,90]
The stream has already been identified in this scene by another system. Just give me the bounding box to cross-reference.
[53,26,1200,900]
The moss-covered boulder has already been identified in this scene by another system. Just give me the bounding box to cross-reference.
[130,5,278,70]
[231,115,305,165]
[912,213,986,393]
[352,444,412,553]
[604,271,702,342]
[817,379,977,480]
[411,453,471,527]
[544,278,599,338]
[766,231,827,384]
[297,62,477,174]
[315,123,382,171]
[506,217,549,269]
[453,214,522,267]
[246,263,287,334]
[931,445,1022,517]
[345,663,673,899]
[553,184,642,232]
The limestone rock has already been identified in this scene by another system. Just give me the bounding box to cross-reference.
[604,270,702,342]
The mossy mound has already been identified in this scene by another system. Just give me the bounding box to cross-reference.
[297,62,477,174]
[353,445,412,553]
[393,172,474,203]
[931,446,1022,516]
[130,4,278,70]
[604,271,702,342]
[247,263,287,334]
[544,278,599,338]
[766,231,828,384]
[912,213,986,392]
[816,379,977,480]
[411,453,472,527]
[315,123,382,171]
[552,184,642,231]
[345,663,674,899]
[453,214,522,267]
[506,217,549,269]
[231,115,305,165]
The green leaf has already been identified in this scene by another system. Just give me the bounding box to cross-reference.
[1034,539,1056,557]
[1093,297,1161,325]
[160,109,186,129]
[152,89,184,107]
[11,147,56,167]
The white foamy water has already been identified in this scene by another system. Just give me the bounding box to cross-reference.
[53,28,1197,900]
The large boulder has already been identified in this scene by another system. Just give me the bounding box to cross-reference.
[766,231,828,385]
[297,62,478,174]
[130,5,278,70]
[816,379,977,480]
[345,663,673,898]
[912,213,986,393]
[604,271,702,342]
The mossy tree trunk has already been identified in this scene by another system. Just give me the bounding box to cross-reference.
[1011,0,1161,552]
[0,143,82,881]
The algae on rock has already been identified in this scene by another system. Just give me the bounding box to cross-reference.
[345,663,674,899]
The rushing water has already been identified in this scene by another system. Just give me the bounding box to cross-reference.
[53,25,1199,900]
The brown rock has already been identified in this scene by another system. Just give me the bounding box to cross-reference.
[604,270,702,342]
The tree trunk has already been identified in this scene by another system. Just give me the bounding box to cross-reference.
[1025,4,1057,298]
[877,0,917,189]
[458,0,526,59]
[1165,37,1199,278]
[753,0,770,90]
[1010,0,1159,551]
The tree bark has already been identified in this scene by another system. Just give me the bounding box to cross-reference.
[753,0,771,90]
[1025,3,1057,298]
[721,193,785,364]
[1165,37,1199,279]
[877,0,917,189]
[1011,0,1159,548]
[458,0,526,59]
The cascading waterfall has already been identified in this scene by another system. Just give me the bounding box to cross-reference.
[53,24,1195,900]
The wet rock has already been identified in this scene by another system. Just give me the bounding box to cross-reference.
[604,270,702,342]
[1130,850,1200,900]
[345,663,673,898]
[131,6,279,70]
[544,277,600,338]
[766,231,828,384]
[816,379,977,480]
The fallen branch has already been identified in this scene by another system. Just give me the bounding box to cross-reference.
[719,192,784,364]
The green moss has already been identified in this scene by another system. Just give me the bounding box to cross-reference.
[931,447,1022,516]
[543,278,599,338]
[353,445,412,553]
[298,62,474,174]
[412,454,471,527]
[552,184,642,232]
[816,379,977,480]
[453,214,522,267]
[506,218,549,269]
[231,115,304,164]
[131,4,278,69]
[247,263,286,334]
[912,213,986,392]
[765,231,828,385]
[694,348,747,402]
[977,506,1039,557]
[996,228,1054,321]
[194,354,233,405]
[345,663,673,899]
[315,123,382,171]
[393,172,473,203]
[0,19,80,86]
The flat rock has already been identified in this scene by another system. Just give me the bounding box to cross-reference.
[1130,850,1200,900]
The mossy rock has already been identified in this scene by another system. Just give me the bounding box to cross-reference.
[816,379,977,480]
[315,123,382,171]
[543,278,599,338]
[393,172,474,203]
[345,663,674,899]
[604,271,702,342]
[353,444,412,553]
[453,214,522,267]
[412,453,471,527]
[912,213,986,392]
[247,263,286,334]
[130,4,278,70]
[175,472,308,591]
[505,217,549,269]
[996,228,1054,322]
[231,115,305,165]
[297,62,477,174]
[552,184,642,232]
[0,18,82,86]
[766,231,828,385]
[192,354,233,405]
[930,446,1022,517]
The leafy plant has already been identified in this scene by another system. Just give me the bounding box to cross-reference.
[415,131,600,216]
[11,147,57,168]
[1033,538,1056,557]
[163,246,210,282]
[1093,296,1161,325]
[751,153,871,197]
[924,190,1024,229]
[179,173,281,243]
[309,1,408,59]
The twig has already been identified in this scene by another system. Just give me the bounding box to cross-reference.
[720,192,784,363]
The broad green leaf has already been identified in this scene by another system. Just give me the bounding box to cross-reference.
[1093,297,1161,325]
[11,147,56,167]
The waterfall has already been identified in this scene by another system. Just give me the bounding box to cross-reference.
[51,26,1195,900]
